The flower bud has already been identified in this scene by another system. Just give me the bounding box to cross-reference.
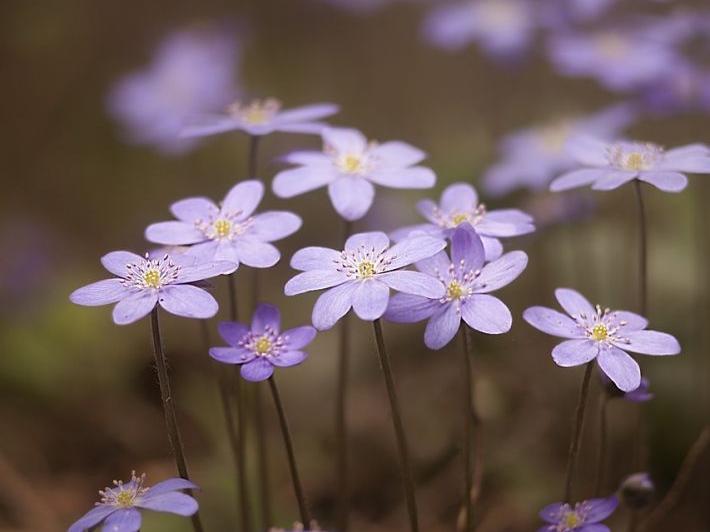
[620,472,655,510]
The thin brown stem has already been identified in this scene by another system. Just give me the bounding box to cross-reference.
[564,362,594,502]
[255,382,272,528]
[594,393,609,496]
[633,179,648,317]
[460,326,474,531]
[248,135,260,178]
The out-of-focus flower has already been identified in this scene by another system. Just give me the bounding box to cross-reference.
[601,372,654,402]
[68,472,198,532]
[550,138,710,193]
[284,232,446,330]
[385,225,527,349]
[541,0,616,24]
[390,182,534,261]
[145,180,301,271]
[641,60,710,115]
[483,103,636,196]
[70,252,233,324]
[107,28,239,154]
[423,0,535,59]
[182,100,338,138]
[521,193,596,230]
[210,304,316,381]
[523,288,680,392]
[620,473,655,510]
[538,496,618,532]
[273,127,436,221]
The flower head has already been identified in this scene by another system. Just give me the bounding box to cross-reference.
[182,99,338,138]
[68,472,198,532]
[523,288,681,391]
[210,304,316,381]
[273,127,436,221]
[285,232,447,330]
[145,180,301,270]
[550,137,710,193]
[538,496,618,532]
[391,183,534,261]
[385,225,527,349]
[70,252,233,324]
[601,371,653,402]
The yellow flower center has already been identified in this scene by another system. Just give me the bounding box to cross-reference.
[115,490,137,508]
[213,219,232,238]
[624,152,646,171]
[452,213,469,226]
[358,261,376,278]
[255,336,272,354]
[591,323,608,341]
[143,269,161,289]
[339,154,364,174]
[447,281,466,300]
[563,511,582,528]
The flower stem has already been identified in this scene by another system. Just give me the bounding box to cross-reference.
[564,362,594,503]
[149,308,204,532]
[372,319,419,532]
[248,134,260,178]
[594,393,608,496]
[633,179,648,317]
[255,381,272,528]
[268,375,312,527]
[460,326,474,531]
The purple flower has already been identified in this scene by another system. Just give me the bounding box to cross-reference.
[390,182,534,261]
[107,28,239,154]
[273,127,436,221]
[145,180,301,270]
[550,138,710,193]
[640,60,710,116]
[483,103,636,196]
[423,0,536,59]
[538,496,618,532]
[68,472,198,532]
[601,371,654,402]
[385,225,527,349]
[210,304,316,382]
[284,232,447,330]
[523,288,681,392]
[70,252,233,324]
[182,99,338,138]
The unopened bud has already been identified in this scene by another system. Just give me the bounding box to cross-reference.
[620,472,655,510]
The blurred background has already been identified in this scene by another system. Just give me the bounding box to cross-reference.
[1,0,709,530]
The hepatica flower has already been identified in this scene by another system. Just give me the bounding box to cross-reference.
[523,288,680,391]
[550,138,710,193]
[273,127,436,221]
[68,472,198,532]
[145,180,301,269]
[70,252,234,324]
[182,99,338,138]
[538,496,618,532]
[210,304,316,381]
[284,232,446,330]
[386,225,527,349]
[391,183,534,261]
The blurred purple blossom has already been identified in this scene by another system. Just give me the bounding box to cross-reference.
[385,225,527,349]
[640,60,710,115]
[600,371,654,402]
[538,495,618,532]
[210,304,316,382]
[284,232,446,330]
[524,288,680,392]
[273,127,436,221]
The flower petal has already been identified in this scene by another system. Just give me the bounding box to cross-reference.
[565,136,610,166]
[145,221,205,245]
[417,199,439,223]
[217,320,248,347]
[440,182,478,213]
[378,271,445,298]
[389,223,440,243]
[424,303,461,350]
[290,246,341,271]
[345,231,390,253]
[381,235,447,271]
[597,346,641,392]
[271,350,308,368]
[539,502,565,523]
[68,505,117,532]
[384,293,441,323]
[474,251,528,293]
[620,330,681,355]
[283,150,330,166]
[367,166,436,189]
[70,279,130,306]
[550,169,606,192]
[138,492,198,516]
[178,260,235,283]
[461,295,512,334]
[584,496,619,522]
[158,285,218,319]
[370,141,426,167]
[590,171,638,191]
[416,250,452,277]
[272,164,335,198]
[551,339,599,367]
[101,251,144,277]
[222,180,264,218]
[328,177,375,221]
[638,171,688,192]
[247,212,302,241]
[452,224,486,272]
[284,270,348,295]
[352,280,390,321]
[101,508,141,532]
[323,127,368,154]
[523,306,580,338]
[170,197,219,222]
[312,282,357,330]
[282,326,317,349]
[481,236,504,261]
[240,358,274,382]
[252,303,280,334]
[609,311,648,331]
[112,291,158,325]
[235,238,280,268]
[210,346,254,364]
[276,103,339,124]
[554,288,595,320]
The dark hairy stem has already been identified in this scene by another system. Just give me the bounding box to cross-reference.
[149,308,204,532]
[460,326,474,531]
[633,179,648,317]
[564,362,594,503]
[372,319,419,532]
[594,393,608,496]
[268,376,312,527]
[248,135,260,178]
[255,382,272,528]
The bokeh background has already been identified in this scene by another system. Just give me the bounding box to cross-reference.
[2,0,709,530]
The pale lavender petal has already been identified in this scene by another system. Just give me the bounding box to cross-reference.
[663,143,710,160]
[416,199,439,223]
[210,346,254,364]
[271,350,308,367]
[481,237,503,261]
[283,150,330,166]
[276,121,329,134]
[659,155,710,173]
[68,505,116,532]
[328,177,375,221]
[241,358,274,382]
[185,240,220,263]
[212,241,240,267]
[272,164,335,198]
[638,171,687,192]
[352,280,389,321]
[370,141,426,167]
[101,251,144,277]
[345,231,390,253]
[252,303,280,334]
[389,223,440,243]
[70,279,130,306]
[282,326,317,349]
[452,225,485,271]
[137,492,198,516]
[609,311,647,331]
[620,330,681,355]
[322,127,367,154]
[484,209,534,224]
[284,270,348,295]
[276,103,339,124]
[101,508,141,532]
[440,182,478,212]
[247,212,302,241]
[591,171,638,191]
[222,180,263,218]
[112,291,158,324]
[550,169,606,192]
[181,114,239,138]
[566,136,610,166]
[158,285,218,319]
[178,260,235,283]
[554,288,595,320]
[378,271,445,298]
[474,251,528,293]
[367,166,436,189]
[578,525,610,532]
[416,250,452,277]
[424,303,461,350]
[290,246,341,271]
[145,221,205,245]
[384,293,440,323]
[551,339,599,366]
[597,346,641,392]
[584,496,619,522]
[474,218,535,238]
[312,282,357,330]
[381,235,447,270]
[461,295,512,334]
[523,306,581,338]
[539,502,565,523]
[235,238,280,268]
[170,197,219,222]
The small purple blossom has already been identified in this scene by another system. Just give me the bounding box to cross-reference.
[523,288,681,392]
[284,232,447,330]
[210,304,316,382]
[391,182,534,261]
[273,127,436,221]
[68,472,198,532]
[538,496,618,532]
[70,252,233,324]
[182,99,338,138]
[385,225,527,349]
[550,138,710,193]
[601,371,654,402]
[145,180,301,270]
